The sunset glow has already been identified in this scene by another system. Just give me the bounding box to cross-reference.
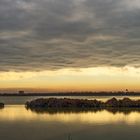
[0,66,140,92]
[0,0,140,93]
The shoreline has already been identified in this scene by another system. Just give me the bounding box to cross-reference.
[1,92,140,96]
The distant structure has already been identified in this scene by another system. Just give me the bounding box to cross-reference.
[126,89,129,94]
[18,90,25,95]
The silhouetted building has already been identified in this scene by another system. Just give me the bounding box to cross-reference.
[18,91,24,94]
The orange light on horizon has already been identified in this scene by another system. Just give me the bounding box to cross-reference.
[0,66,140,92]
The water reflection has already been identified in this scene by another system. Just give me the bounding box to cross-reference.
[0,106,4,109]
[0,105,140,125]
[26,106,140,115]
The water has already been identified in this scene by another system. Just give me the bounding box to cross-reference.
[0,96,140,140]
[1,95,140,105]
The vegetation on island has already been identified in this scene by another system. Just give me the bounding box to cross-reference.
[0,102,4,108]
[26,97,140,110]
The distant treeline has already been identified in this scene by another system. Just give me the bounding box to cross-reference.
[0,91,140,96]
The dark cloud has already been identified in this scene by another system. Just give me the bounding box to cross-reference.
[0,0,140,71]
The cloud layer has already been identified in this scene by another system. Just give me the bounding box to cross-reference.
[0,0,140,71]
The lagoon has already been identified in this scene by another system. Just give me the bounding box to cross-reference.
[0,96,140,140]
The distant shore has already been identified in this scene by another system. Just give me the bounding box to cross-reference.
[0,92,140,96]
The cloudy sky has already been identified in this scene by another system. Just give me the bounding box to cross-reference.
[0,0,140,92]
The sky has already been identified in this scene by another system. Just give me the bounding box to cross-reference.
[0,0,140,92]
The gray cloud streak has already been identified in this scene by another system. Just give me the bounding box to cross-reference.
[0,0,140,71]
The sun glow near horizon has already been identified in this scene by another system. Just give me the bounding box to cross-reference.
[0,66,140,92]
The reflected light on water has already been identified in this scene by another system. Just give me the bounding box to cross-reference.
[0,105,140,125]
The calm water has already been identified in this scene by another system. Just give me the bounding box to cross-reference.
[1,95,140,105]
[1,96,140,140]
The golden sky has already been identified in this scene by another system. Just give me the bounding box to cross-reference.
[0,66,140,92]
[1,0,140,92]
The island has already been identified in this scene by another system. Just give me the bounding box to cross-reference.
[26,97,140,109]
[0,102,4,108]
